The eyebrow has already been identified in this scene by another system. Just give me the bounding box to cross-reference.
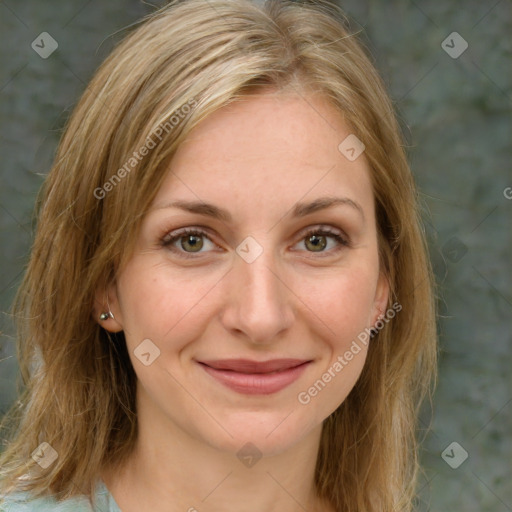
[153,196,365,222]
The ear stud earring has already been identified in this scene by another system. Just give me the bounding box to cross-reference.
[99,295,115,321]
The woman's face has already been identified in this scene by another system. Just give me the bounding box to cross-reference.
[104,91,389,456]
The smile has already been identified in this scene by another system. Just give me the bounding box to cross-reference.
[197,358,312,395]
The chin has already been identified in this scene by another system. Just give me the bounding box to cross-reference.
[198,409,322,458]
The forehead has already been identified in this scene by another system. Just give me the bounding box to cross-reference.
[151,92,375,224]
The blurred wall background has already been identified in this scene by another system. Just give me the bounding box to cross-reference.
[0,1,510,510]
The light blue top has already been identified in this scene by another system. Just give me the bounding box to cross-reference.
[0,480,121,512]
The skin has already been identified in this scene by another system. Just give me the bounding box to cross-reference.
[95,90,389,512]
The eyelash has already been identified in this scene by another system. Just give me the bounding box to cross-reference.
[160,226,350,260]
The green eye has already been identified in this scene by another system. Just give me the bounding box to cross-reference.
[162,226,349,259]
[299,228,348,254]
[179,233,204,252]
[304,233,328,252]
[162,228,215,258]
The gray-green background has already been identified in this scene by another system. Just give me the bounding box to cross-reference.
[1,1,511,510]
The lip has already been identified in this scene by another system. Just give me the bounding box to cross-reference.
[197,358,312,395]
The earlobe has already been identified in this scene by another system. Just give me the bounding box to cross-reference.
[372,271,390,326]
[92,281,124,333]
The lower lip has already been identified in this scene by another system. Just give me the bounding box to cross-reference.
[199,362,311,395]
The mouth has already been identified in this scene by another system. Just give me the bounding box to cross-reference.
[197,358,312,395]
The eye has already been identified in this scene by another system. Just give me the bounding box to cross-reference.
[161,228,218,259]
[161,225,349,259]
[292,226,349,256]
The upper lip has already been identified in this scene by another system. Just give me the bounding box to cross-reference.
[198,358,311,374]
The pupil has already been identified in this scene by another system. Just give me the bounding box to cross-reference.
[184,235,203,252]
[308,235,326,251]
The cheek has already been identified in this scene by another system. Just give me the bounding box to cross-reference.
[293,270,376,415]
[117,258,221,350]
[298,265,379,339]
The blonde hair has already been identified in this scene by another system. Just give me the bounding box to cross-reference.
[0,1,437,510]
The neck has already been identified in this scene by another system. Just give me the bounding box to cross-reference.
[102,395,332,512]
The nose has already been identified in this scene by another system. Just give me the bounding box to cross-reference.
[219,241,295,345]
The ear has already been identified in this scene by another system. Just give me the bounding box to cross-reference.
[370,271,390,327]
[92,280,124,333]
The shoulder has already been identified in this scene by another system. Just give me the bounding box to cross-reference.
[0,493,80,512]
[0,481,119,512]
[0,492,91,511]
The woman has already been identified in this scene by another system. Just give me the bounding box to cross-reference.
[0,0,437,510]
